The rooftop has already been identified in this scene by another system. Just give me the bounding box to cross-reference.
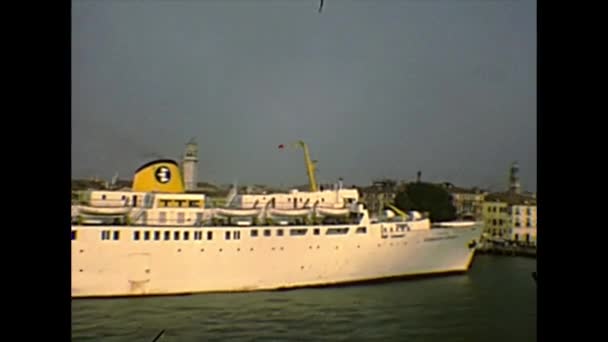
[485,191,536,206]
[440,182,487,194]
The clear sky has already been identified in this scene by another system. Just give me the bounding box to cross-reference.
[72,0,536,192]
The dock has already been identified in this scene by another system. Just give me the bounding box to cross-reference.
[476,242,536,258]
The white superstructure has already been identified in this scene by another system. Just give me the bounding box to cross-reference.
[71,159,483,298]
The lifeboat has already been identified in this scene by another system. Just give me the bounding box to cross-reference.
[432,221,477,228]
[215,208,262,217]
[78,206,132,216]
[267,208,312,217]
[316,207,350,216]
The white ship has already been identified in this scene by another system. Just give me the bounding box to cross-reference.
[72,156,483,298]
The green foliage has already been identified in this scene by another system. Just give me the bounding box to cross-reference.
[393,182,456,222]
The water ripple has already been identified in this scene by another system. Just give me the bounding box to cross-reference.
[73,256,536,342]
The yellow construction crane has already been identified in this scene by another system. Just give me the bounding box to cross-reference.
[279,140,319,192]
[385,203,408,220]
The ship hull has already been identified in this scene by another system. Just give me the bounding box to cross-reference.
[71,223,482,298]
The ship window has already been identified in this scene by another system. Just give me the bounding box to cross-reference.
[313,228,320,235]
[194,231,202,240]
[174,231,180,240]
[154,231,160,240]
[263,229,271,237]
[134,231,140,240]
[251,229,258,237]
[225,231,231,240]
[290,229,307,236]
[113,231,120,240]
[326,228,349,235]
[102,195,106,200]
[71,231,77,240]
[235,231,241,240]
[356,227,367,234]
[101,231,110,240]
[207,231,213,240]
[164,231,170,240]
[184,231,190,240]
[277,229,284,237]
[121,195,126,200]
[159,212,167,224]
[177,212,185,224]
[144,231,150,240]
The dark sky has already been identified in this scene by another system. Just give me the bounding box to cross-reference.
[72,0,536,192]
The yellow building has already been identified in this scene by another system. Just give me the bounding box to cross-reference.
[482,192,537,245]
[510,204,537,244]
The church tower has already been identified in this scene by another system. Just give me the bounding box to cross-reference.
[182,138,198,192]
[508,161,521,194]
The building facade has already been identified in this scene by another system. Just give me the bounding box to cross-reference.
[509,204,537,244]
[359,179,402,217]
[443,184,487,220]
[482,192,537,245]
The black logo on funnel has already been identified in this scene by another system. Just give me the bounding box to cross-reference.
[155,166,171,184]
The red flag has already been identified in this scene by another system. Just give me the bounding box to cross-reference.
[278,144,284,149]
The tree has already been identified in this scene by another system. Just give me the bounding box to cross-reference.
[394,191,415,211]
[393,182,457,222]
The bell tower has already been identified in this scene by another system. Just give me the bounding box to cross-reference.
[182,138,198,192]
[508,161,521,194]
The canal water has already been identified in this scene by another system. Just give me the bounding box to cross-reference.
[72,255,536,341]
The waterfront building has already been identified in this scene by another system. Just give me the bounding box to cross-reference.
[483,192,537,245]
[442,183,487,220]
[481,161,537,245]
